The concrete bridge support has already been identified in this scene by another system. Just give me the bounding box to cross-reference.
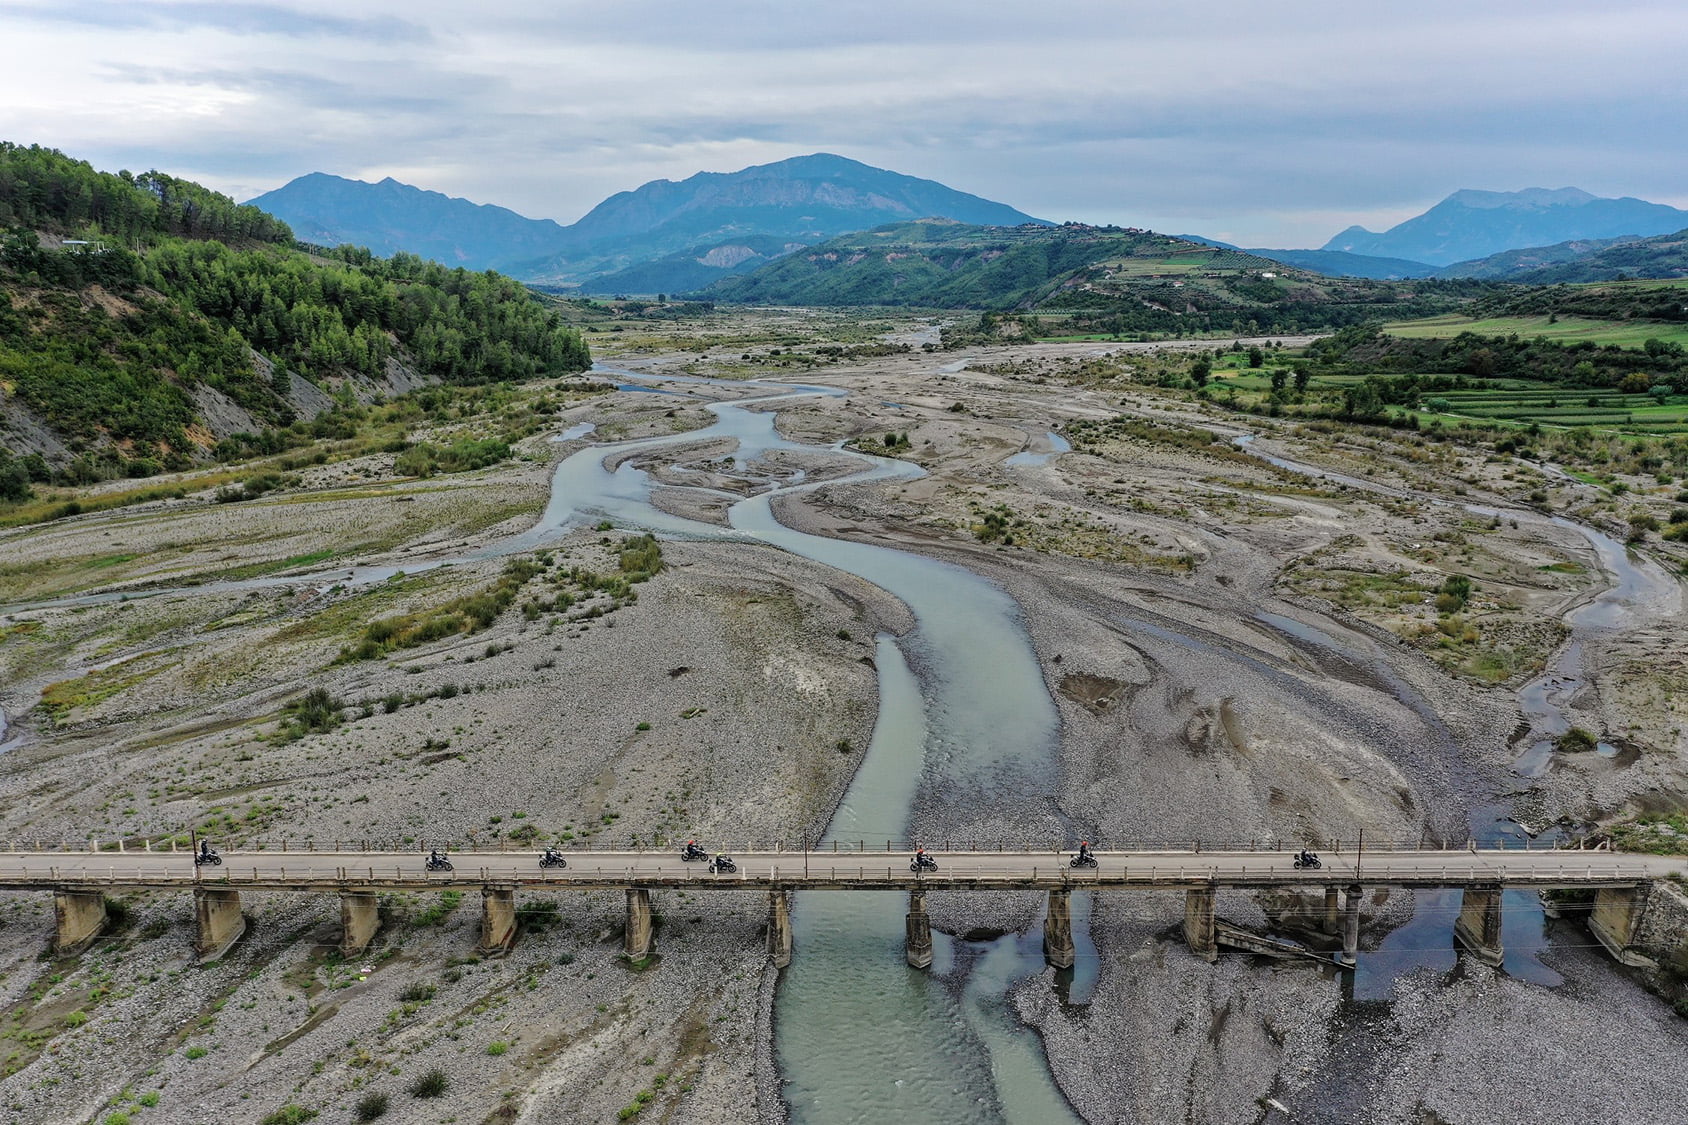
[624,888,654,961]
[1337,884,1362,967]
[1322,886,1340,936]
[767,890,792,969]
[1184,885,1218,963]
[1589,885,1651,967]
[339,892,381,957]
[193,887,245,962]
[1454,884,1504,966]
[478,887,518,956]
[1043,889,1075,970]
[906,890,933,969]
[52,890,108,956]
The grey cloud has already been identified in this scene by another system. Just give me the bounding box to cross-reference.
[4,0,1686,246]
[5,0,432,42]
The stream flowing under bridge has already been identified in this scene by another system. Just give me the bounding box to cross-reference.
[4,842,1680,971]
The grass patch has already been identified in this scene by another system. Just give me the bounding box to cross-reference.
[1384,313,1688,350]
[338,558,542,661]
[39,658,165,724]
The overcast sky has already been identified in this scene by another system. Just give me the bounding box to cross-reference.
[3,0,1685,247]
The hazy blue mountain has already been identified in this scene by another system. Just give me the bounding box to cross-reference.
[1323,188,1688,267]
[575,235,808,296]
[1174,235,1433,279]
[515,152,1050,284]
[249,155,1048,289]
[1435,235,1640,279]
[1245,248,1436,280]
[246,173,572,271]
[1456,228,1688,284]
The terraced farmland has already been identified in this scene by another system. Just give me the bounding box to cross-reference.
[1424,384,1688,434]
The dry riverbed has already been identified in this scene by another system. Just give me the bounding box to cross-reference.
[0,315,1684,1123]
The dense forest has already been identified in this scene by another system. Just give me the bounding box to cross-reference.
[0,144,590,491]
[0,141,293,246]
[1307,326,1687,388]
[1469,280,1688,324]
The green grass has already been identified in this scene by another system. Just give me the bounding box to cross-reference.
[1385,313,1688,350]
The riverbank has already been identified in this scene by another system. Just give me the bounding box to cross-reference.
[2,315,1686,1122]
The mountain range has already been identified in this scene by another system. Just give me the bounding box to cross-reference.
[248,154,1047,293]
[1322,187,1688,267]
[251,159,1688,293]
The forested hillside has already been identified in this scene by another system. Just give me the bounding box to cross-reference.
[707,220,1483,337]
[0,144,589,496]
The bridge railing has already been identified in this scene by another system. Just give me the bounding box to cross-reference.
[0,857,1648,889]
[10,834,1609,856]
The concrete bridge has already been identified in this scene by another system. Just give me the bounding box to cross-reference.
[6,843,1680,972]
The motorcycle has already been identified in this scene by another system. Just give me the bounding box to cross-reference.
[539,850,568,869]
[709,854,738,874]
[425,853,454,872]
[910,851,938,872]
[1070,851,1098,869]
[1293,852,1321,870]
[680,842,709,862]
[194,849,222,867]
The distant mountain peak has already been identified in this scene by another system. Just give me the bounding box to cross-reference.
[1443,186,1598,210]
[1323,187,1688,266]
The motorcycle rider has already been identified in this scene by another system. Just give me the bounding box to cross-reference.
[1298,849,1316,867]
[1077,841,1093,863]
[683,839,706,860]
[429,848,447,866]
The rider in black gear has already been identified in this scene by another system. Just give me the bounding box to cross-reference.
[1078,841,1093,862]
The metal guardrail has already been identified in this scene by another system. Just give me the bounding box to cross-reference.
[8,835,1613,855]
[0,852,1657,892]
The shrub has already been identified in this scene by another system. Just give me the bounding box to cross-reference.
[408,1068,449,1098]
[486,1041,508,1056]
[354,1092,390,1121]
[259,1107,317,1125]
[279,687,343,741]
[1555,727,1599,753]
[184,1046,208,1060]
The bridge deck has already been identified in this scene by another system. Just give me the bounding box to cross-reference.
[0,848,1675,893]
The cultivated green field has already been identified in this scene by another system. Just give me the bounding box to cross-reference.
[1419,386,1688,434]
[1383,313,1688,349]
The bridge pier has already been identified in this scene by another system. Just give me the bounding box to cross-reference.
[193,887,245,962]
[1043,889,1075,970]
[767,890,792,969]
[479,887,519,956]
[1589,885,1652,967]
[906,890,933,969]
[1321,886,1340,935]
[1336,884,1362,967]
[624,888,654,961]
[340,891,382,957]
[1184,884,1218,963]
[52,889,108,956]
[1453,884,1504,967]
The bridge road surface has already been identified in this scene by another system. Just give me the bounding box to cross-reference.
[0,848,1681,893]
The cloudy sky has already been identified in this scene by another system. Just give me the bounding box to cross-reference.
[3,0,1685,247]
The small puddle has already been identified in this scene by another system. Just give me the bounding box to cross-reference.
[1005,432,1072,468]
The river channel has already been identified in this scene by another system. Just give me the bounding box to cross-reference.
[8,366,1676,1120]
